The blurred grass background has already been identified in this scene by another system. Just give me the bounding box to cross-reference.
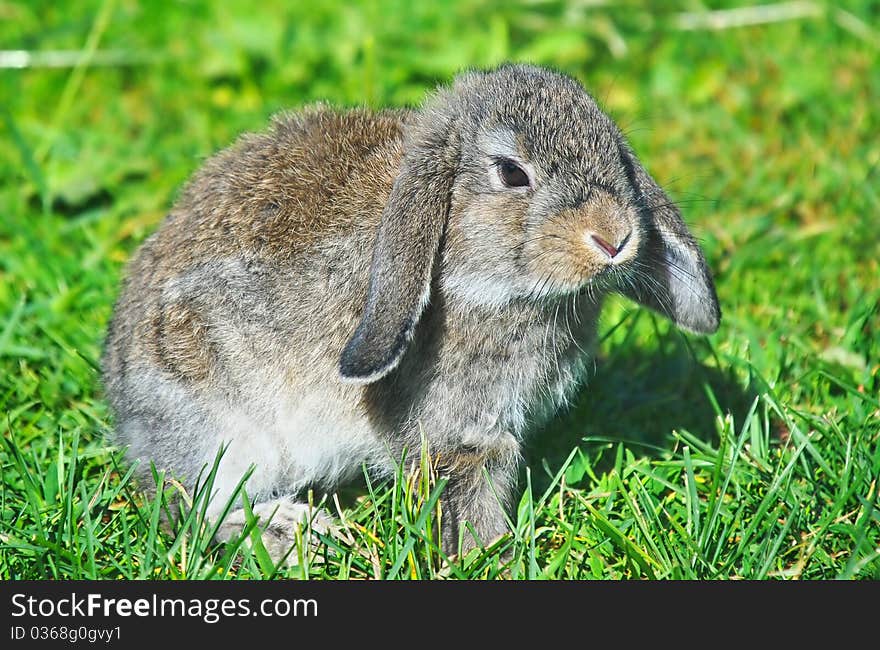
[1,0,878,579]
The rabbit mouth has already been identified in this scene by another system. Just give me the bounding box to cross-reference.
[573,262,633,297]
[521,262,624,303]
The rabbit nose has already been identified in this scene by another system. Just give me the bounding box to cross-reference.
[589,231,631,259]
[591,234,618,258]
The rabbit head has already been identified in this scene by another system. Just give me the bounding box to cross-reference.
[340,63,720,382]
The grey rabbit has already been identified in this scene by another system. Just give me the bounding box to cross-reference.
[102,63,720,561]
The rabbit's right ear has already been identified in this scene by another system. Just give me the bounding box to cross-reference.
[617,143,721,334]
[339,107,459,383]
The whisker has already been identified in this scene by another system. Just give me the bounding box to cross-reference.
[502,233,568,259]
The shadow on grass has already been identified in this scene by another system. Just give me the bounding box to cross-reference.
[525,329,758,495]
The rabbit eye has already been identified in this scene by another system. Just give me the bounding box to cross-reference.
[496,159,530,188]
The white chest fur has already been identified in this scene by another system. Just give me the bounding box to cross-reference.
[207,389,387,513]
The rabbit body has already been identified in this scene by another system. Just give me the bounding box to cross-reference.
[103,110,406,507]
[103,64,720,557]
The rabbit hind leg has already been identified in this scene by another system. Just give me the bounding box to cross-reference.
[213,496,334,565]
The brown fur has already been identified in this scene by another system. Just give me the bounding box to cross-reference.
[136,108,404,283]
[105,108,406,388]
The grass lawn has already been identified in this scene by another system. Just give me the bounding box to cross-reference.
[1,0,878,579]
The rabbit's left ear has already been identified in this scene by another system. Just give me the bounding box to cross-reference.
[339,110,458,383]
[618,146,721,334]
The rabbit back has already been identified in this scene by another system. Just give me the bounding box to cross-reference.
[102,107,408,501]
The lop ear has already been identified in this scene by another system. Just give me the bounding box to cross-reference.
[339,110,458,383]
[618,145,721,334]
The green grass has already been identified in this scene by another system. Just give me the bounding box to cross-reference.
[1,0,878,580]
